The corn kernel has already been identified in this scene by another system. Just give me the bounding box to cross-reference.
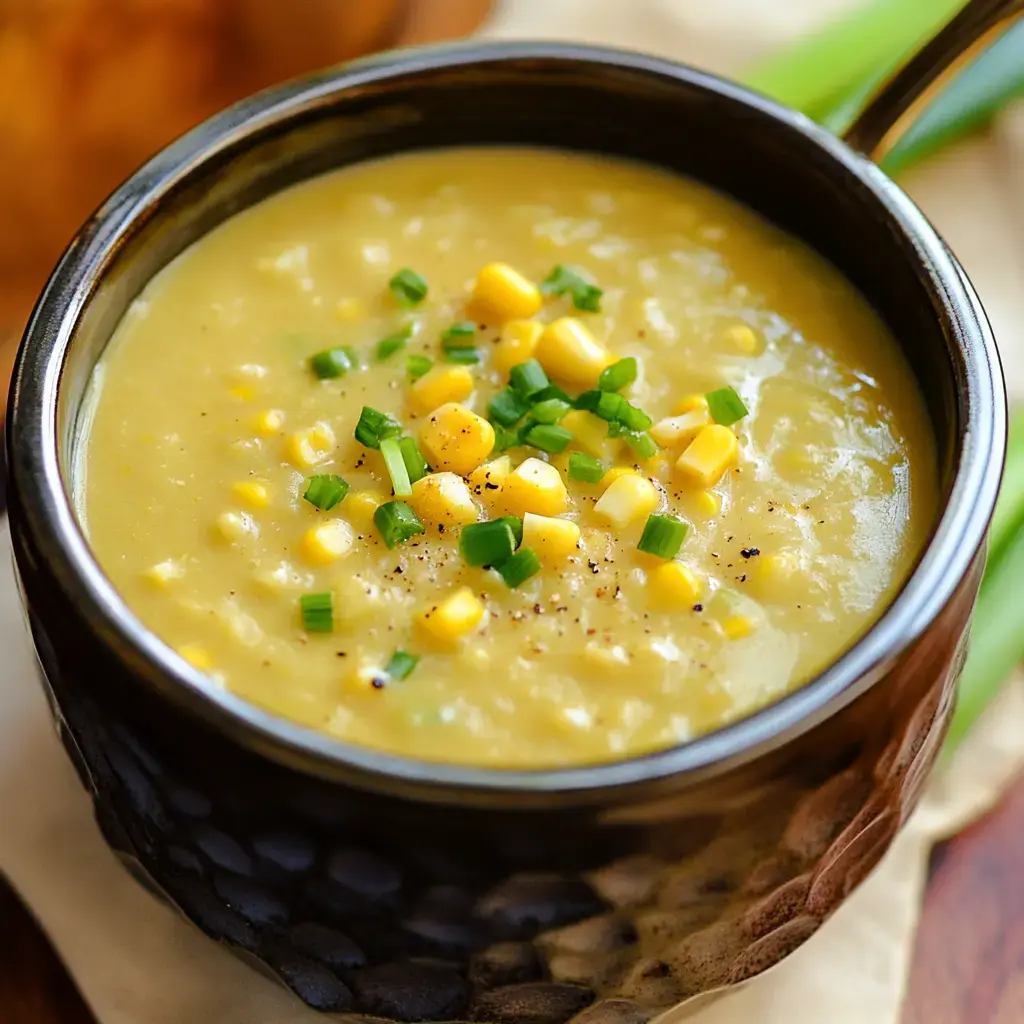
[229,384,255,402]
[723,615,755,639]
[523,512,581,563]
[335,297,366,322]
[410,472,480,527]
[418,587,486,644]
[673,394,709,416]
[410,364,474,414]
[494,319,544,376]
[255,409,286,436]
[692,490,721,518]
[536,317,612,387]
[594,473,659,529]
[675,425,739,488]
[601,466,638,487]
[346,490,384,530]
[214,511,258,543]
[651,407,712,449]
[725,323,760,354]
[562,409,611,458]
[285,421,335,468]
[300,519,355,565]
[648,562,701,609]
[232,481,269,509]
[468,456,512,496]
[145,559,185,587]
[501,457,569,517]
[471,262,542,322]
[419,402,495,476]
[177,644,212,671]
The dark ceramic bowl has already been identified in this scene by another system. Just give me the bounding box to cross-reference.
[4,22,1010,1024]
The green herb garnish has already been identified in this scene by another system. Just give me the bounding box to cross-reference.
[389,268,428,307]
[303,474,350,511]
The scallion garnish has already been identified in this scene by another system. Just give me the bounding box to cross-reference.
[493,424,521,452]
[496,515,524,548]
[373,501,425,548]
[637,514,689,559]
[618,402,653,432]
[622,430,658,460]
[531,384,573,405]
[540,264,603,312]
[354,406,402,449]
[524,423,573,454]
[380,437,413,497]
[530,398,571,424]
[509,359,550,398]
[489,388,531,427]
[309,346,355,380]
[706,386,750,426]
[599,357,638,392]
[376,323,413,361]
[497,547,542,588]
[568,452,606,483]
[300,592,334,633]
[398,436,430,484]
[389,268,428,307]
[303,474,350,511]
[441,322,476,342]
[443,342,481,365]
[384,650,420,681]
[406,354,433,380]
[460,520,517,567]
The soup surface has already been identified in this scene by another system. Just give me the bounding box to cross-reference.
[81,148,935,767]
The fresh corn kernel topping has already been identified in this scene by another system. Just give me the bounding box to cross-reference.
[648,562,701,609]
[600,465,638,487]
[419,402,495,476]
[594,473,659,529]
[145,559,185,587]
[232,481,269,508]
[693,490,722,518]
[562,409,611,458]
[673,394,709,416]
[255,409,286,435]
[214,511,258,543]
[494,319,544,376]
[410,364,474,414]
[536,317,612,386]
[471,262,543,322]
[177,644,212,671]
[651,407,712,449]
[723,615,755,639]
[675,424,739,488]
[501,457,569,517]
[346,491,384,530]
[468,456,512,496]
[229,384,255,402]
[522,513,581,563]
[418,587,485,644]
[285,421,335,468]
[409,472,480,527]
[300,519,355,565]
[725,323,760,354]
[335,297,365,321]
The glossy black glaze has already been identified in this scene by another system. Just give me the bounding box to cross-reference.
[5,44,1005,1019]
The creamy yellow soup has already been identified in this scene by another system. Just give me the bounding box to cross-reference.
[80,148,935,768]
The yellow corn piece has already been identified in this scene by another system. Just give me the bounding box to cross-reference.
[648,562,701,609]
[232,481,269,509]
[675,424,739,488]
[255,409,286,436]
[471,262,542,322]
[177,644,212,671]
[335,297,365,322]
[593,473,659,529]
[145,559,185,587]
[346,490,384,530]
[418,587,485,644]
[535,317,612,386]
[419,402,495,476]
[725,323,760,354]
[300,519,355,565]
[285,421,335,468]
[410,364,474,414]
[501,457,569,517]
[494,319,544,376]
[692,490,721,518]
[410,472,480,527]
[673,394,709,416]
[468,456,512,509]
[723,615,755,640]
[600,466,638,488]
[650,407,711,449]
[522,512,581,563]
[214,510,258,543]
[229,384,255,402]
[562,409,610,458]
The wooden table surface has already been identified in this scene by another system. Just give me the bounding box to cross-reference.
[0,2,1019,1021]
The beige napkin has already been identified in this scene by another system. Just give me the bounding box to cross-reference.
[3,2,1024,1022]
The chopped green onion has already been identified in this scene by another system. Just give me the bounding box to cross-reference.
[441,321,476,342]
[618,402,653,432]
[493,424,521,453]
[406,354,433,380]
[460,520,517,567]
[532,384,573,405]
[376,324,413,361]
[509,359,550,399]
[443,342,481,365]
[310,346,355,380]
[623,431,658,460]
[300,592,334,633]
[525,424,573,454]
[539,264,603,313]
[637,514,689,559]
[380,437,413,497]
[530,398,571,424]
[706,386,749,426]
[398,436,430,484]
[599,357,638,392]
[373,501,425,548]
[568,452,606,483]
[576,389,623,421]
[497,547,542,588]
[496,515,524,548]
[384,650,420,681]
[303,474,350,511]
[489,388,531,427]
[389,268,428,307]
[355,406,402,449]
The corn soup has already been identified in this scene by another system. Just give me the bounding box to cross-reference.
[80,148,936,767]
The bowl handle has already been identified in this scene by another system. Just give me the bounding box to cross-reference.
[842,0,1024,161]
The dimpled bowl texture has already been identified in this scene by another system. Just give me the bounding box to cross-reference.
[5,44,1004,1020]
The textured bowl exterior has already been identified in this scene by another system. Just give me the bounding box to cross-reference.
[6,43,1005,1021]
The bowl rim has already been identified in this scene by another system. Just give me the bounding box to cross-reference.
[6,40,1006,803]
